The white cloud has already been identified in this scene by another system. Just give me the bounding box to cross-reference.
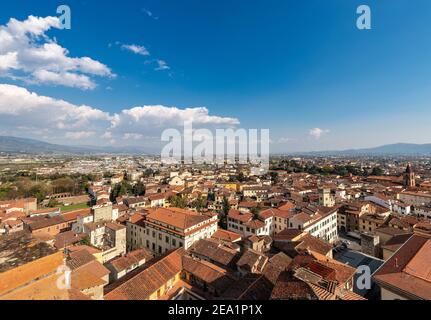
[121,44,150,56]
[0,84,240,145]
[101,131,113,139]
[142,9,159,20]
[123,133,144,140]
[277,137,290,144]
[32,70,96,90]
[65,131,96,140]
[111,106,239,134]
[309,128,330,139]
[0,84,111,135]
[0,52,19,70]
[0,15,114,89]
[155,59,170,71]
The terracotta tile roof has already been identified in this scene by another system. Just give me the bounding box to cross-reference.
[236,249,268,273]
[314,259,356,286]
[105,248,183,300]
[294,234,333,256]
[0,251,64,297]
[105,221,126,231]
[271,260,365,301]
[71,266,107,291]
[374,234,431,299]
[25,215,66,230]
[67,249,96,270]
[54,231,85,249]
[244,219,265,229]
[67,245,101,255]
[113,204,129,212]
[381,233,413,252]
[182,255,236,294]
[62,208,92,222]
[228,209,253,223]
[212,229,242,242]
[273,228,304,241]
[129,213,146,225]
[292,212,313,224]
[148,193,167,201]
[260,208,294,220]
[278,201,295,211]
[189,238,239,267]
[238,201,259,208]
[0,273,90,300]
[110,249,154,273]
[270,271,317,300]
[147,207,212,230]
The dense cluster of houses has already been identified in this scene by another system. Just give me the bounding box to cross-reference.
[1,161,431,300]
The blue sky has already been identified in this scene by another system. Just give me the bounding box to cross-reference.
[0,0,430,152]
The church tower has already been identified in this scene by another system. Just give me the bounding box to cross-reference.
[404,163,415,188]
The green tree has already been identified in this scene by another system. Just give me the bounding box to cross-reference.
[222,196,230,216]
[169,195,187,209]
[192,196,206,212]
[270,171,279,184]
[80,236,91,246]
[133,182,146,196]
[371,167,384,176]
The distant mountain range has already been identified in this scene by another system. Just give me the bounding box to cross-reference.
[0,136,153,155]
[1,136,431,156]
[293,143,431,156]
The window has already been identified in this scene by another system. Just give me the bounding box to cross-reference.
[159,234,162,240]
[172,239,176,246]
[166,236,169,243]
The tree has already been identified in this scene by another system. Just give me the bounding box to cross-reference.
[110,181,133,201]
[143,169,154,178]
[250,207,260,217]
[52,177,76,194]
[133,182,146,196]
[237,172,246,182]
[222,196,230,216]
[169,195,187,209]
[270,171,279,184]
[371,167,384,176]
[80,235,91,247]
[219,196,231,229]
[192,196,206,212]
[47,198,60,208]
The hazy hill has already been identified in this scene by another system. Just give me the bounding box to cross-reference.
[0,136,151,155]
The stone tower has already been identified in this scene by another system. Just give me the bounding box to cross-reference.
[319,188,334,207]
[404,163,415,188]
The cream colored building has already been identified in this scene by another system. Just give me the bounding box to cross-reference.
[130,207,218,255]
[398,191,431,207]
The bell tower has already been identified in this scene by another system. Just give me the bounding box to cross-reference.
[404,163,415,188]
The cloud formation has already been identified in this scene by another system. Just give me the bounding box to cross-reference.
[0,84,240,145]
[0,15,114,90]
[66,131,96,140]
[309,128,330,139]
[121,44,150,56]
[155,60,170,71]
